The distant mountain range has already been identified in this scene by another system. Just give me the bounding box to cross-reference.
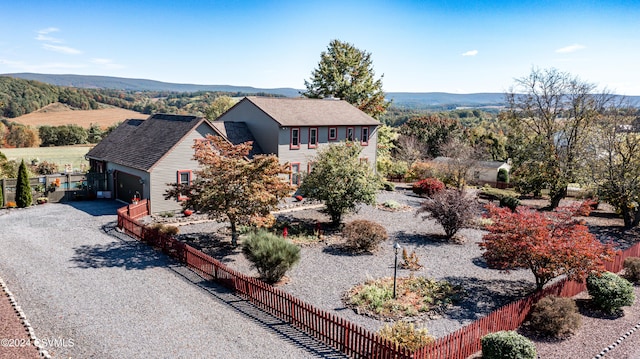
[5,73,637,109]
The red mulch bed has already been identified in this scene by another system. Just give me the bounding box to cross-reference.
[0,287,41,358]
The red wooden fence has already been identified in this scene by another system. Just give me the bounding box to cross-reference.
[117,202,640,359]
[117,203,412,359]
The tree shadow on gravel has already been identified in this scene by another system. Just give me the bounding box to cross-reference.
[168,265,349,358]
[575,298,625,320]
[472,256,489,269]
[174,232,241,264]
[440,276,534,321]
[393,231,449,247]
[321,243,374,257]
[70,241,168,270]
[63,200,123,217]
[588,224,640,250]
[99,225,347,358]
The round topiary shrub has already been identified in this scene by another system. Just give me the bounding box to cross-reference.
[586,271,636,313]
[623,257,640,283]
[499,195,520,212]
[242,230,300,283]
[412,177,445,197]
[529,295,581,338]
[343,219,388,252]
[378,321,434,351]
[481,331,536,359]
[497,168,509,183]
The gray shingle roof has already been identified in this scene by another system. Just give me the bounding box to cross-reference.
[86,114,208,171]
[243,96,380,127]
[210,121,263,158]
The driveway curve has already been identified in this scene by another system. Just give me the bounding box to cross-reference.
[0,201,345,359]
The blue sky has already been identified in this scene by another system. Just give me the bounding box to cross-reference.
[1,0,639,94]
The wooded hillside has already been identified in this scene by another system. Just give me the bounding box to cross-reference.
[0,76,283,119]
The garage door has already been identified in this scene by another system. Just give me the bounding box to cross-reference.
[115,171,143,203]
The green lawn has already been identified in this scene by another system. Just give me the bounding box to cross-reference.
[1,145,92,172]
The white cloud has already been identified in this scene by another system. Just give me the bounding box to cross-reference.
[37,27,60,35]
[42,44,82,55]
[35,34,62,43]
[555,44,586,53]
[462,50,478,57]
[0,58,87,72]
[91,58,125,69]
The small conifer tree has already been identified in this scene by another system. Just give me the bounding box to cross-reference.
[16,160,32,208]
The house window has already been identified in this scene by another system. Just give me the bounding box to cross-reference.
[359,157,369,165]
[290,163,301,186]
[177,170,192,201]
[290,128,300,149]
[307,162,314,174]
[361,127,369,146]
[328,127,337,141]
[347,127,354,141]
[309,127,318,148]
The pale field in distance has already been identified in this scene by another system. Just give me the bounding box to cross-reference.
[10,103,145,129]
[1,145,93,173]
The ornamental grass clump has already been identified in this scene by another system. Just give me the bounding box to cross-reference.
[242,230,300,283]
[529,295,581,338]
[378,321,434,351]
[586,271,635,313]
[481,331,536,359]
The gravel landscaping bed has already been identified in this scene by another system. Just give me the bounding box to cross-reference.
[172,187,640,358]
[174,188,537,337]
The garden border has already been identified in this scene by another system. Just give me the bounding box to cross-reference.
[117,200,640,359]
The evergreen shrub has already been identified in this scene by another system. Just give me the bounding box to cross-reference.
[586,271,635,313]
[481,331,536,359]
[242,230,300,283]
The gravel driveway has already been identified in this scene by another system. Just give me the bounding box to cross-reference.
[0,201,346,359]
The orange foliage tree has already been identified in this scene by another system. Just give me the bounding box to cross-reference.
[165,135,294,246]
[480,204,614,290]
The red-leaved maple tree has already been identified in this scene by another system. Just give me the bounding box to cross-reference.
[480,203,614,290]
[165,135,294,246]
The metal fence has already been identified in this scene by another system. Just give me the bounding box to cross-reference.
[1,172,107,206]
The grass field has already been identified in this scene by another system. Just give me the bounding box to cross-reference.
[9,103,145,128]
[1,145,93,172]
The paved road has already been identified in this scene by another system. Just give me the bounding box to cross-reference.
[0,201,346,358]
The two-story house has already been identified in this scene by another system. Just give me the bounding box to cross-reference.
[216,96,380,185]
[86,97,380,213]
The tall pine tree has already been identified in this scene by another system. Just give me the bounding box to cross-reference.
[16,159,32,208]
[303,39,388,119]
